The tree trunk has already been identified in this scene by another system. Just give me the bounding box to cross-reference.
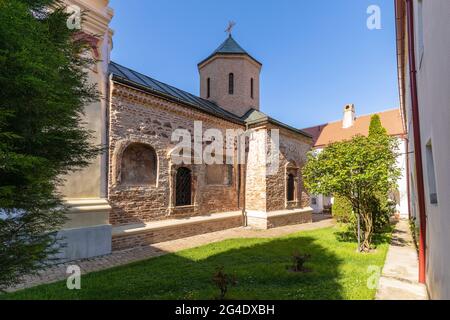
[361,212,373,252]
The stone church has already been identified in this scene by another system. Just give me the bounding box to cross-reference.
[59,0,313,260]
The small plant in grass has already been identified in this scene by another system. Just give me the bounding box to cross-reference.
[212,266,237,300]
[288,250,311,273]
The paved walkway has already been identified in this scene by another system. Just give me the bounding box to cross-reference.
[10,214,334,292]
[376,219,428,300]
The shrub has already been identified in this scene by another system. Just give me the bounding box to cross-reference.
[332,195,353,223]
[334,195,392,238]
[369,195,395,233]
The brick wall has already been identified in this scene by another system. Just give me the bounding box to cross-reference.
[109,83,243,226]
[199,55,261,117]
[244,129,268,212]
[112,215,243,251]
[267,211,312,229]
[245,124,313,213]
[266,129,312,212]
[108,82,312,227]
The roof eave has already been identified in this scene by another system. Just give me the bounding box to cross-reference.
[268,118,313,139]
[110,74,245,125]
[198,52,263,68]
[246,117,313,139]
[395,0,408,135]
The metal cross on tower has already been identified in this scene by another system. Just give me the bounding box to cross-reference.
[225,21,236,35]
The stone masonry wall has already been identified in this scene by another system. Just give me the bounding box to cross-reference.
[266,128,312,212]
[244,129,267,212]
[199,55,261,117]
[112,215,243,251]
[109,83,243,226]
[244,124,313,213]
[267,210,312,229]
[109,82,312,227]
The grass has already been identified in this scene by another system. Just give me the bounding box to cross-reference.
[2,226,391,300]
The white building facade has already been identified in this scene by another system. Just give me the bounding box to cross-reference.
[395,0,450,299]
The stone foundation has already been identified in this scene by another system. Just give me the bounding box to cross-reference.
[245,208,313,230]
[57,199,112,261]
[112,212,243,251]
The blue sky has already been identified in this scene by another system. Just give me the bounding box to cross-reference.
[109,0,399,129]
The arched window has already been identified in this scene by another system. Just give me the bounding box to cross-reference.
[121,143,157,186]
[176,167,192,206]
[228,73,234,95]
[287,173,295,202]
[207,77,211,98]
[250,78,254,99]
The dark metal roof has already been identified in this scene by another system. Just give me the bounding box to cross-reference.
[242,109,313,139]
[212,35,248,55]
[109,61,244,124]
[198,35,262,66]
[109,62,310,139]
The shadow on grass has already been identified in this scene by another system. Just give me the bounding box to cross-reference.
[3,234,345,300]
[335,225,393,248]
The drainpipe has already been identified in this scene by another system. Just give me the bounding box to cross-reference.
[238,123,250,227]
[405,0,427,284]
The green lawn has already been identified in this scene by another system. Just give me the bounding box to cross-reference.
[3,226,391,300]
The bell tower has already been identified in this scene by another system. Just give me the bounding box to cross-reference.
[198,34,262,117]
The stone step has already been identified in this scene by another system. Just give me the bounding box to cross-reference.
[65,198,112,213]
[112,211,244,251]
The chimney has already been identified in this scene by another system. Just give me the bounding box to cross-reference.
[342,104,355,129]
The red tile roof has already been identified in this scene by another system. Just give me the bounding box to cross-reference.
[302,109,405,148]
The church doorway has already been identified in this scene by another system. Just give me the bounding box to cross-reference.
[176,167,192,206]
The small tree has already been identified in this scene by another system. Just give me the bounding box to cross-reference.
[368,114,387,137]
[303,117,400,251]
[368,114,398,233]
[0,0,101,291]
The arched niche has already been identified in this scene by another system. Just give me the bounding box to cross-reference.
[119,143,158,186]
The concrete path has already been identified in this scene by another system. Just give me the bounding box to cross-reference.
[376,219,428,300]
[9,214,334,292]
